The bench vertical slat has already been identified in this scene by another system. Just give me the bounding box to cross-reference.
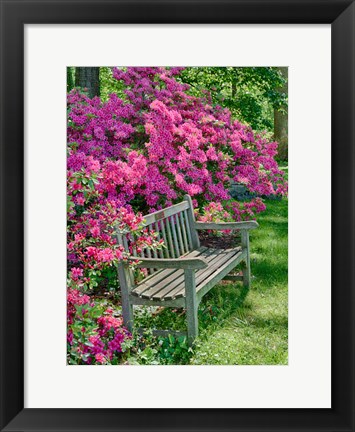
[123,234,137,283]
[184,194,200,249]
[150,225,159,260]
[183,209,193,250]
[169,215,180,257]
[123,234,129,252]
[130,233,137,257]
[165,217,176,258]
[160,219,170,258]
[175,213,185,255]
[154,222,165,259]
[146,245,154,274]
[179,212,189,252]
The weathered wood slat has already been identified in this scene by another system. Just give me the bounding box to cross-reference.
[116,231,134,331]
[123,234,129,251]
[143,201,189,227]
[131,247,208,297]
[196,251,244,301]
[194,221,259,231]
[184,195,200,249]
[241,230,251,288]
[185,268,198,343]
[183,209,193,250]
[169,215,180,257]
[146,245,154,274]
[135,248,216,300]
[166,248,242,300]
[179,211,189,253]
[128,256,208,270]
[137,249,213,300]
[153,222,165,259]
[130,295,185,308]
[150,225,159,260]
[148,249,224,300]
[175,213,185,255]
[131,233,138,257]
[149,248,228,301]
[165,217,176,258]
[160,218,170,258]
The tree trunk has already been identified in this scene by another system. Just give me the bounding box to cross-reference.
[67,67,75,92]
[75,67,100,98]
[274,67,288,161]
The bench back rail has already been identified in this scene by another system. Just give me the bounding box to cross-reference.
[117,196,199,269]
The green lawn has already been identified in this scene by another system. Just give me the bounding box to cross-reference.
[129,197,288,365]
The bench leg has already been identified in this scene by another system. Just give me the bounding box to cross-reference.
[242,231,251,289]
[185,269,198,346]
[243,258,251,289]
[117,262,134,332]
[122,300,134,333]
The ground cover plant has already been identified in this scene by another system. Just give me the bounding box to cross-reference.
[67,67,288,365]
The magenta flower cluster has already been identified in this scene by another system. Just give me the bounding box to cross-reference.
[67,290,131,364]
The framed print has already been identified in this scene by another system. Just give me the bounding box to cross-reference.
[0,0,354,431]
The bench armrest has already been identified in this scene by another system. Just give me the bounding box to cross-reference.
[194,221,259,231]
[126,257,208,270]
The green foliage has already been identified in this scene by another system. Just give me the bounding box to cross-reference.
[99,67,126,101]
[178,67,287,133]
[158,335,192,364]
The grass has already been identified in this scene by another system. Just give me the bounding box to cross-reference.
[130,197,288,365]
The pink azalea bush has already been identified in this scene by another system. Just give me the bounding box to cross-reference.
[68,67,287,213]
[67,67,287,364]
[67,289,132,364]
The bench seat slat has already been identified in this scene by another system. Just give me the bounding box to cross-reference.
[168,247,242,300]
[164,248,241,300]
[130,246,242,302]
[137,248,214,300]
[146,248,222,300]
[132,247,208,297]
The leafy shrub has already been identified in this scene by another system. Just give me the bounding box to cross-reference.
[67,289,133,365]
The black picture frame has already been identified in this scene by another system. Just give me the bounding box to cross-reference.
[1,0,354,431]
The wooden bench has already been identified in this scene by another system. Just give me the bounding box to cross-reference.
[116,195,258,345]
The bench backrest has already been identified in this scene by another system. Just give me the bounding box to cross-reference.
[117,195,200,266]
